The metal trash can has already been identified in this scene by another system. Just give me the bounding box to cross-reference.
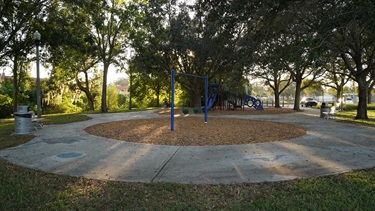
[14,106,33,134]
[320,103,329,118]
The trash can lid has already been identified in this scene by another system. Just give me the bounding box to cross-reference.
[14,112,32,118]
[17,106,30,112]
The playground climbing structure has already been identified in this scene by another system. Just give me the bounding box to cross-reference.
[243,95,264,110]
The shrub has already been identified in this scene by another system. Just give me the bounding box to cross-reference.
[0,94,13,118]
[343,104,357,111]
[367,103,375,110]
[42,96,82,114]
[118,94,127,108]
[340,103,375,111]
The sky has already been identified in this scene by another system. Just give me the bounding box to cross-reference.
[0,62,127,84]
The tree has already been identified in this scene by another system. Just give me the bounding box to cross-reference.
[165,2,244,107]
[113,77,129,86]
[76,0,140,112]
[306,0,375,119]
[129,22,171,107]
[0,0,49,111]
[252,39,293,108]
[43,0,101,111]
[321,59,351,109]
[254,69,292,108]
[257,0,340,110]
[126,66,135,110]
[0,0,48,61]
[267,32,324,110]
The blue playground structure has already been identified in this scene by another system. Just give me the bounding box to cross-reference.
[171,69,208,131]
[227,100,242,110]
[243,95,264,110]
[201,84,264,111]
[202,83,219,112]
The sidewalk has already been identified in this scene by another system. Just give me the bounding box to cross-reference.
[1,108,374,184]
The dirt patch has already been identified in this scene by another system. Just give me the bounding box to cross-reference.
[85,108,306,146]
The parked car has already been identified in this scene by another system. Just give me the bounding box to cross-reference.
[300,97,318,107]
[346,97,354,104]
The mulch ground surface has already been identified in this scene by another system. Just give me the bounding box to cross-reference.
[85,107,306,146]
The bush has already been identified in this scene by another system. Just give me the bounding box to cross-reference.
[182,107,189,114]
[42,96,83,114]
[0,94,13,118]
[367,104,375,110]
[340,103,375,111]
[147,98,159,107]
[343,104,357,111]
[118,94,127,108]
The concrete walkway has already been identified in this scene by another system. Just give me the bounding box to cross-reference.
[1,108,374,184]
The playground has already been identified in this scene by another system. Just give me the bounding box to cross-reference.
[85,108,305,146]
[1,108,375,184]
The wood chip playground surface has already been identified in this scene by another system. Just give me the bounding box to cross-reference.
[85,108,306,146]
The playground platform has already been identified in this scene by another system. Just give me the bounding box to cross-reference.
[1,108,374,184]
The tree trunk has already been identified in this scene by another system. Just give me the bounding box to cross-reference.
[336,87,342,104]
[85,92,95,111]
[12,57,19,112]
[101,63,109,113]
[294,80,302,110]
[156,86,160,107]
[274,92,280,108]
[273,82,281,108]
[188,89,202,108]
[336,85,343,110]
[76,76,95,111]
[192,94,201,108]
[355,77,368,119]
[86,94,95,111]
[128,73,133,110]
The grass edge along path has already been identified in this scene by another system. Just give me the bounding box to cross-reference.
[0,110,374,210]
[1,159,374,210]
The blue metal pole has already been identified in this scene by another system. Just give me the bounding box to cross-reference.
[204,75,208,123]
[171,69,175,131]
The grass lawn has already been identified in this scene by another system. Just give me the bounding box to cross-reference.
[0,110,374,210]
[336,110,375,127]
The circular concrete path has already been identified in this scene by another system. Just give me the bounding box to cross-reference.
[1,108,374,184]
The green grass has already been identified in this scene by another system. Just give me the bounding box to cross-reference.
[0,122,35,150]
[0,110,374,210]
[40,113,92,125]
[335,110,375,127]
[1,159,374,210]
[0,113,91,150]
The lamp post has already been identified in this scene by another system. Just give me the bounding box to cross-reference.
[34,30,41,118]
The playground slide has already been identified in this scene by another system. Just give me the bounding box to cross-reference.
[202,84,219,111]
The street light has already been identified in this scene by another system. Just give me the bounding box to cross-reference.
[34,30,41,118]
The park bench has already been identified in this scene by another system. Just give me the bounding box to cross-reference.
[31,111,44,130]
[323,106,336,119]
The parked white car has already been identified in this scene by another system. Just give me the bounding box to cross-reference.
[346,97,354,104]
[300,97,318,107]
